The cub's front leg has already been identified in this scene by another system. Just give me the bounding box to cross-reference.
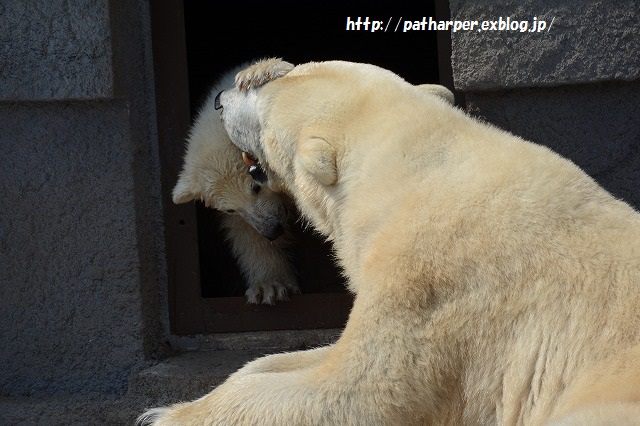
[220,214,299,304]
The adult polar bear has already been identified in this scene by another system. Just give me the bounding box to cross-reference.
[139,59,640,425]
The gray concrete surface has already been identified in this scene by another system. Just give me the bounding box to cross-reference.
[0,101,148,396]
[0,0,165,404]
[0,0,114,100]
[0,351,263,426]
[450,0,640,90]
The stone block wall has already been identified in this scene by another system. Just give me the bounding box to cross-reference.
[0,0,165,397]
[450,0,639,208]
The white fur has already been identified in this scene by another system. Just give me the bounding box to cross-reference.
[139,59,640,425]
[172,63,299,304]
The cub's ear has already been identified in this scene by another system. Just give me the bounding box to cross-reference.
[298,137,337,186]
[416,84,455,105]
[172,176,197,204]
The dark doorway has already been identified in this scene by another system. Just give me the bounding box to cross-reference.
[151,1,450,333]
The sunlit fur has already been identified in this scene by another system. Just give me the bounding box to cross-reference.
[140,59,640,425]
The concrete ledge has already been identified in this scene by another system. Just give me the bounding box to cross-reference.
[128,350,269,403]
[0,394,148,426]
[169,328,342,352]
[0,348,315,425]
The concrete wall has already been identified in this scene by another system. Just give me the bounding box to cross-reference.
[450,0,640,208]
[0,0,165,398]
[0,1,113,101]
[450,0,638,90]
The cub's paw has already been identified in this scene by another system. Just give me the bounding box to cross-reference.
[246,279,301,305]
[236,58,294,91]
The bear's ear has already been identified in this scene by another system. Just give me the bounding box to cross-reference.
[417,84,455,105]
[172,176,197,204]
[298,137,337,186]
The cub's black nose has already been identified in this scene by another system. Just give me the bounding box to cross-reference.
[214,91,223,110]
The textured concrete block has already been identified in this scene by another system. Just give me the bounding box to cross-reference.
[0,0,114,101]
[450,0,640,90]
[0,101,147,395]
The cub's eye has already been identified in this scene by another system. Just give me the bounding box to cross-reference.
[225,209,235,214]
[251,183,261,195]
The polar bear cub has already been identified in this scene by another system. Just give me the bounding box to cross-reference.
[172,64,299,304]
[139,59,640,425]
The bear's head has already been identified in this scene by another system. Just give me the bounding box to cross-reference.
[217,59,456,238]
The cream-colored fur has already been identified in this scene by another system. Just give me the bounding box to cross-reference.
[172,63,299,304]
[139,59,640,425]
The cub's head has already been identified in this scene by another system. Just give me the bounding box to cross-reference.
[172,67,289,241]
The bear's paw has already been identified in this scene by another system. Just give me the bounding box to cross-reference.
[236,58,294,91]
